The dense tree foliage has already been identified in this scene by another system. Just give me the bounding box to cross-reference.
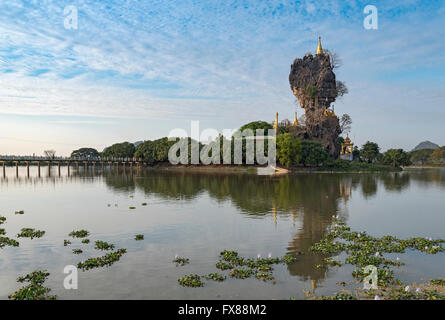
[276,133,302,167]
[238,121,273,134]
[101,142,135,158]
[409,149,435,164]
[134,138,177,163]
[382,149,412,167]
[300,140,328,166]
[360,141,380,163]
[430,146,445,161]
[71,148,99,159]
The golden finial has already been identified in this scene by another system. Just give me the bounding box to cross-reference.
[316,36,323,55]
[274,112,279,134]
[293,111,299,126]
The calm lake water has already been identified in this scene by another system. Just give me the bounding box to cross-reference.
[1,166,444,299]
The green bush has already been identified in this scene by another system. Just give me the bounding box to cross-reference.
[276,133,301,167]
[300,140,328,166]
[101,142,135,158]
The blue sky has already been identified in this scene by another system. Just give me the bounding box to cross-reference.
[0,0,444,155]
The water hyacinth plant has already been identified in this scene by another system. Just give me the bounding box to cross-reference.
[135,234,144,240]
[307,218,445,299]
[204,273,226,282]
[178,274,204,287]
[15,210,24,215]
[81,238,90,244]
[0,236,19,248]
[69,230,89,238]
[94,240,115,251]
[17,228,45,239]
[173,256,190,266]
[77,248,127,271]
[73,249,83,254]
[8,270,56,300]
[64,240,71,246]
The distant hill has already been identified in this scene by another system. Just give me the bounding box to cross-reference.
[412,141,439,151]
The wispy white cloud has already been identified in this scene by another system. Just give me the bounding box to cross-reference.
[0,0,444,151]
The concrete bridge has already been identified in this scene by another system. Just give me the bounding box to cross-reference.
[0,157,149,178]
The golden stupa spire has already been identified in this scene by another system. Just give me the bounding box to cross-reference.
[316,36,323,55]
[293,111,299,126]
[273,112,279,134]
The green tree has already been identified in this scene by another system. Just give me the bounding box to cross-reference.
[276,133,302,167]
[409,149,434,164]
[360,141,380,163]
[239,121,273,134]
[71,148,99,159]
[352,146,360,159]
[102,142,135,158]
[430,146,445,161]
[382,149,412,167]
[300,140,328,167]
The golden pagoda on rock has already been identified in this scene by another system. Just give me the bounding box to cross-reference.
[293,111,299,126]
[273,112,279,135]
[316,36,323,55]
[323,105,336,117]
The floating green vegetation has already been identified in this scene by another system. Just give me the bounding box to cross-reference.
[178,274,204,287]
[255,271,275,282]
[320,292,357,300]
[204,273,226,282]
[281,254,298,264]
[431,279,445,286]
[15,210,24,215]
[77,248,127,271]
[73,249,83,254]
[69,230,89,238]
[0,228,5,236]
[81,238,90,244]
[309,217,445,291]
[17,228,45,239]
[173,256,190,266]
[0,216,6,224]
[0,236,20,248]
[215,261,233,270]
[64,239,71,246]
[94,240,115,251]
[324,258,343,267]
[129,206,136,210]
[135,234,144,240]
[229,267,254,279]
[177,250,298,288]
[141,203,147,206]
[8,270,56,300]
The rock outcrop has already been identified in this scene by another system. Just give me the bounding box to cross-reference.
[289,52,341,157]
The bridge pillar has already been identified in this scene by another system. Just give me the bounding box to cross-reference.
[67,162,70,176]
[27,162,30,177]
[2,162,5,178]
[58,162,61,176]
[48,162,51,176]
[15,162,18,177]
[38,162,41,177]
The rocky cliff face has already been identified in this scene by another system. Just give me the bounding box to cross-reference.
[289,53,341,157]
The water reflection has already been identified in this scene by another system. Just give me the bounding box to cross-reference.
[1,167,445,291]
